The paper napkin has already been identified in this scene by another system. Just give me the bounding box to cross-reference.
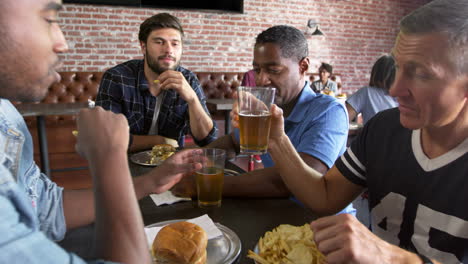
[149,191,191,206]
[145,214,224,246]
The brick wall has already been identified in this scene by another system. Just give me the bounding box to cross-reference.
[60,0,430,93]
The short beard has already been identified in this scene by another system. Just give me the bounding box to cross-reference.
[146,50,179,74]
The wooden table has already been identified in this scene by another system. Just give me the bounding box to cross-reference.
[59,157,315,263]
[132,160,315,263]
[16,102,89,177]
[140,197,314,263]
[206,98,234,135]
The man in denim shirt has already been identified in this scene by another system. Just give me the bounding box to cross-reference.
[97,13,217,150]
[0,1,201,263]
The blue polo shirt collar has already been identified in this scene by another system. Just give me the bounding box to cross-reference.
[285,81,317,123]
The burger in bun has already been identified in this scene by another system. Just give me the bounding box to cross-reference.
[153,221,208,264]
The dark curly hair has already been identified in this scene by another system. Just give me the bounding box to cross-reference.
[319,63,333,74]
[255,25,308,62]
[138,13,184,43]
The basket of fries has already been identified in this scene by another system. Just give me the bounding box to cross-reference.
[247,223,326,264]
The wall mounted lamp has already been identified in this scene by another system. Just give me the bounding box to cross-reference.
[305,19,324,36]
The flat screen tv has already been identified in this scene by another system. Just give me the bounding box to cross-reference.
[63,0,244,13]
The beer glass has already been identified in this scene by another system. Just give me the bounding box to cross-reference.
[237,86,276,155]
[195,148,226,208]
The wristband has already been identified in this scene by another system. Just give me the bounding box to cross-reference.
[417,253,433,264]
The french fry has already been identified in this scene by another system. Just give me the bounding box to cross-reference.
[247,250,269,264]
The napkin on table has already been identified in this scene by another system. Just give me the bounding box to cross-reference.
[149,191,191,206]
[144,214,224,246]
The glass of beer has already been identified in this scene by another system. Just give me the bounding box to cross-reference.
[237,86,276,155]
[195,148,226,208]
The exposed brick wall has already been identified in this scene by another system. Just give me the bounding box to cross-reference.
[60,0,430,93]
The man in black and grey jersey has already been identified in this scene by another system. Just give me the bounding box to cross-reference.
[266,0,468,263]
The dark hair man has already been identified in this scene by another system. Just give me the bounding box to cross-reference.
[267,0,468,263]
[174,25,355,215]
[96,13,217,151]
[0,2,200,263]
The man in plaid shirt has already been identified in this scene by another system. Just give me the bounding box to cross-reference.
[96,13,217,150]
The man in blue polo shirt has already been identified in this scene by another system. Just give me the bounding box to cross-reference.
[174,25,354,215]
[96,13,217,150]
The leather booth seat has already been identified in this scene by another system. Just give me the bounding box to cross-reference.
[17,71,342,189]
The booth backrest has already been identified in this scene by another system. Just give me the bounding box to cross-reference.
[43,72,103,104]
[16,71,342,187]
[40,71,342,102]
[19,71,342,125]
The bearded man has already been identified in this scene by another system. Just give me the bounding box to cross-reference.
[96,13,217,150]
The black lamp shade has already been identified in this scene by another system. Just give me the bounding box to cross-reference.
[311,28,324,35]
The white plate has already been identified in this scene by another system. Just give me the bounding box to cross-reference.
[147,219,241,264]
[252,243,260,264]
[130,150,163,167]
[131,151,242,176]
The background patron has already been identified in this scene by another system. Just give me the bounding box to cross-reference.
[312,62,338,94]
[346,54,398,124]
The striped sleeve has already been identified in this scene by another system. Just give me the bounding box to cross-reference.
[335,109,402,188]
[334,115,375,187]
[335,147,367,187]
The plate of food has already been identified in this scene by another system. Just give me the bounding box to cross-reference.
[247,223,326,264]
[148,219,241,264]
[130,144,176,166]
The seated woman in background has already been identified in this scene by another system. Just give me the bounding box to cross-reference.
[346,54,398,123]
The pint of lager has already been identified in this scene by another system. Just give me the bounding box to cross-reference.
[195,167,224,207]
[239,110,272,154]
[237,87,276,155]
[194,149,226,208]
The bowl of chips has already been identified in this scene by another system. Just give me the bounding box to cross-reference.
[247,223,325,264]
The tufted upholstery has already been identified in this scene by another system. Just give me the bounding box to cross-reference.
[20,70,343,130]
[45,72,102,104]
[20,70,343,148]
[196,72,244,99]
[20,72,103,125]
[24,71,341,109]
[18,71,342,188]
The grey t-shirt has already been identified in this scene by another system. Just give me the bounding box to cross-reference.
[312,79,338,94]
[346,86,398,123]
